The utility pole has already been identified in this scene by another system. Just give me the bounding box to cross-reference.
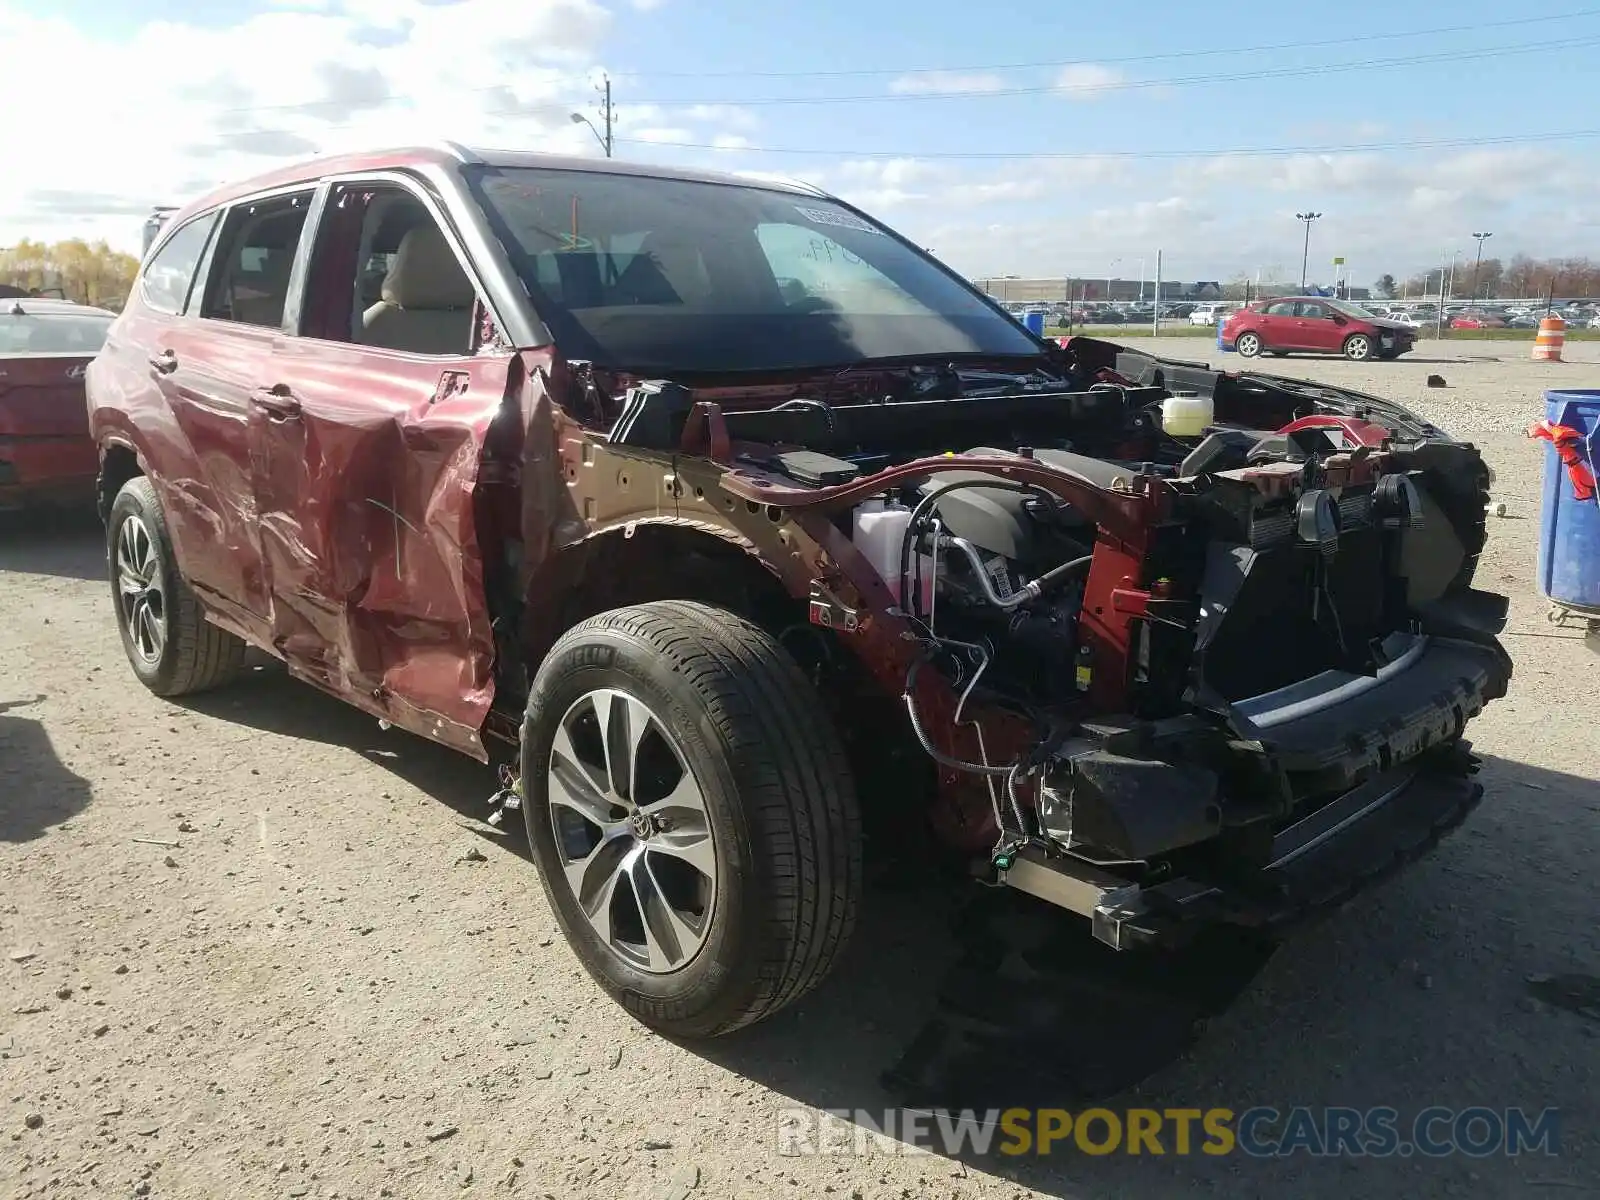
[1296,211,1322,290]
[1470,232,1492,305]
[570,73,614,157]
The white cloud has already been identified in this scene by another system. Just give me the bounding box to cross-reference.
[1054,64,1123,99]
[0,0,747,250]
[683,104,760,131]
[889,71,1007,96]
[629,0,665,8]
[816,155,1130,215]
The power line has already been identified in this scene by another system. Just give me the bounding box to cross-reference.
[622,35,1600,107]
[610,127,1600,160]
[201,18,1599,121]
[604,7,1600,79]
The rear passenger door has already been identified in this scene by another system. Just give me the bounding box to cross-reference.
[1257,300,1300,348]
[1293,301,1343,353]
[250,175,518,757]
[136,191,315,635]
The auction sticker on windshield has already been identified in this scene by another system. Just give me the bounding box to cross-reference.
[794,206,881,234]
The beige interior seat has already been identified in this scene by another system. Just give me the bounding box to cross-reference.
[229,252,293,327]
[361,224,475,354]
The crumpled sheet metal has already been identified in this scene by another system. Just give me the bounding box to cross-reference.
[252,372,504,760]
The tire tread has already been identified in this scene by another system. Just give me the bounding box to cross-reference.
[532,600,862,1035]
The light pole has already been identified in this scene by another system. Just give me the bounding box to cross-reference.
[570,112,610,156]
[1137,257,1145,303]
[1296,211,1322,290]
[1470,232,1492,305]
[1106,258,1121,304]
[570,73,614,157]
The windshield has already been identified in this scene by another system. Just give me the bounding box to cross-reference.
[466,166,1040,374]
[0,311,112,354]
[1328,299,1383,320]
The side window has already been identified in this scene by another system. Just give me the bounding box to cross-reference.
[1297,302,1329,319]
[140,212,219,316]
[301,183,478,356]
[1264,301,1297,316]
[200,192,314,329]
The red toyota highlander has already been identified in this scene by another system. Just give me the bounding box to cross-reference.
[1223,297,1416,361]
[84,144,1508,1038]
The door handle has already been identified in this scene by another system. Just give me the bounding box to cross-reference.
[148,350,178,374]
[252,383,302,419]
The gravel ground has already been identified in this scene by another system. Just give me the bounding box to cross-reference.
[3,339,1597,1199]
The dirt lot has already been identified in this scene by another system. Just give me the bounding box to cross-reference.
[3,339,1598,1199]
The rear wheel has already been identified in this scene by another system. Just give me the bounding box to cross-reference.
[520,600,863,1037]
[1235,331,1262,357]
[1343,333,1375,361]
[107,477,246,696]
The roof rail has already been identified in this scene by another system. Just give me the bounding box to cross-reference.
[436,140,484,164]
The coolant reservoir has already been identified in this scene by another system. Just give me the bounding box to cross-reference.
[852,499,934,611]
[1161,390,1214,438]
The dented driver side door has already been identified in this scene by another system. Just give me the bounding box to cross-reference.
[247,177,517,758]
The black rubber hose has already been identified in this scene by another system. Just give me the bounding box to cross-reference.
[902,654,1015,777]
[1028,553,1095,596]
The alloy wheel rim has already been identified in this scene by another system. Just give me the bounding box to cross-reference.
[1348,337,1369,358]
[546,688,717,975]
[1240,334,1258,354]
[115,514,166,665]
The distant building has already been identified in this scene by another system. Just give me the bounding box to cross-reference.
[972,277,1185,303]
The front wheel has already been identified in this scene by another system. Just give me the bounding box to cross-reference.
[520,600,863,1038]
[1235,331,1262,357]
[1343,333,1375,361]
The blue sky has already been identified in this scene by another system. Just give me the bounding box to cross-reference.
[5,0,1599,287]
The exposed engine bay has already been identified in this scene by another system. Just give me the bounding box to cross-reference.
[588,337,1512,947]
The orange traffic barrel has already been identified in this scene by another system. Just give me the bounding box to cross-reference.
[1533,315,1567,362]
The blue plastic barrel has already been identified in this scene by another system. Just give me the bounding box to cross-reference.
[1023,310,1045,337]
[1537,389,1600,613]
[1217,314,1233,353]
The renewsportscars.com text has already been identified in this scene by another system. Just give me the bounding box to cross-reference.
[776,1106,1561,1159]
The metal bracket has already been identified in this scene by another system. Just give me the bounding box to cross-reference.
[807,581,860,633]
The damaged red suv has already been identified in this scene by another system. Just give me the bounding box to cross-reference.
[87,145,1511,1037]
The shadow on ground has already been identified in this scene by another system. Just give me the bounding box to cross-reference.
[177,662,510,846]
[0,694,93,841]
[0,506,104,582]
[691,752,1599,1199]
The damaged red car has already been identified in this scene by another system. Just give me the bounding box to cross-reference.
[87,145,1511,1037]
[1,297,114,509]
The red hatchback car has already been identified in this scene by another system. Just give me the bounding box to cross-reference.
[1223,297,1415,361]
[0,297,115,509]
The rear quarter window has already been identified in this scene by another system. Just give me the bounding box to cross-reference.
[141,211,220,315]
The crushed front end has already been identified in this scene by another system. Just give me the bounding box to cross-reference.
[588,337,1511,948]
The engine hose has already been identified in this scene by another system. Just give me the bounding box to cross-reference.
[902,654,1015,777]
[1028,553,1095,595]
[897,478,1054,617]
[944,540,1094,611]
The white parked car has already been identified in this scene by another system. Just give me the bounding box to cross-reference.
[1385,311,1427,329]
[1189,304,1230,326]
